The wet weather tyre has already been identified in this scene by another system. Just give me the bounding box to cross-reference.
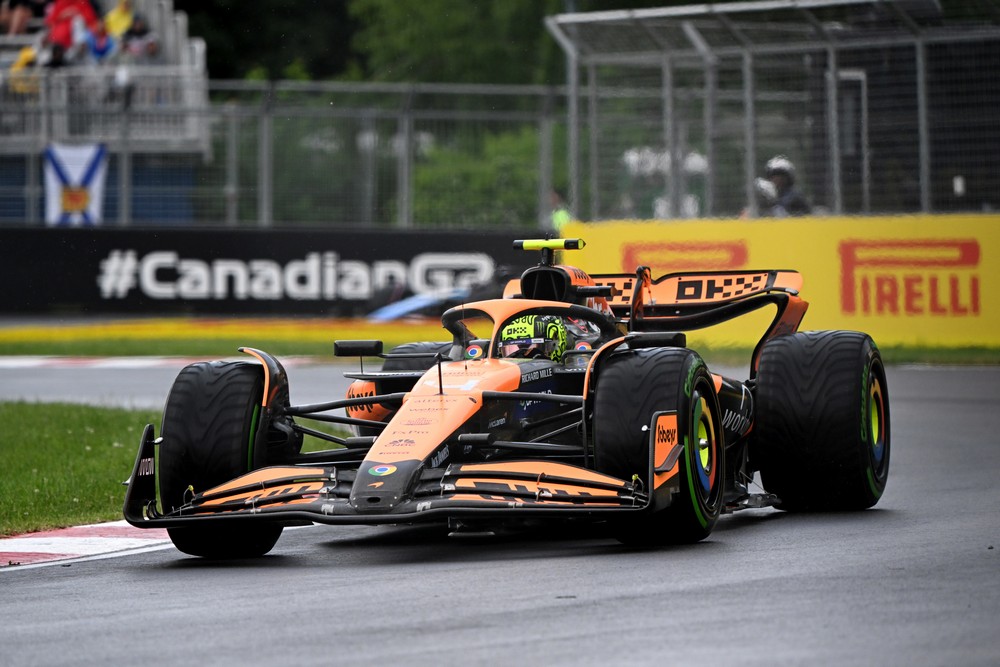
[593,348,725,545]
[158,361,282,558]
[751,331,890,511]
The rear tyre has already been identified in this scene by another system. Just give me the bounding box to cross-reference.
[159,361,282,558]
[594,348,725,545]
[751,331,890,511]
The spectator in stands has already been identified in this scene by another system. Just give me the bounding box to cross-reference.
[44,0,97,54]
[119,13,160,64]
[1,0,48,36]
[103,0,132,38]
[83,19,115,63]
[45,41,66,67]
[7,44,39,93]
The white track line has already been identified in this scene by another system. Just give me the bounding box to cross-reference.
[0,520,171,570]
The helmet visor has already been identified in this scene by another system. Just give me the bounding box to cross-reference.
[500,337,551,359]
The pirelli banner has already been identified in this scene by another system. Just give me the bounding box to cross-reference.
[564,214,999,348]
[2,227,533,316]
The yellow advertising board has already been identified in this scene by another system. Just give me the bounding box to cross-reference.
[563,214,1000,348]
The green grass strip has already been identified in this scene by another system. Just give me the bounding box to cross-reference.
[0,402,160,536]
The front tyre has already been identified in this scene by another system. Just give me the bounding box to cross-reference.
[593,348,725,545]
[159,361,282,558]
[751,331,890,511]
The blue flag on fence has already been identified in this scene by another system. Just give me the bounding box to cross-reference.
[44,142,108,226]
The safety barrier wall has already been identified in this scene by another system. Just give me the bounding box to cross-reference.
[1,228,535,317]
[564,215,1000,348]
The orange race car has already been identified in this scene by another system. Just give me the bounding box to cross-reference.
[124,239,890,558]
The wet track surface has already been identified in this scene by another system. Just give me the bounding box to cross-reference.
[1,362,999,665]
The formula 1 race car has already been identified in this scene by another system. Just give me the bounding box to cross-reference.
[124,238,890,558]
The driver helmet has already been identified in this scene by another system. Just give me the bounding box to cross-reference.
[499,315,567,362]
[765,155,796,184]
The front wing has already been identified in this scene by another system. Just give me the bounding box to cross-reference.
[123,425,653,528]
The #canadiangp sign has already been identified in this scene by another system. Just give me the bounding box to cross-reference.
[3,228,531,315]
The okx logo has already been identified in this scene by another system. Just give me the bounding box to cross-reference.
[840,240,980,316]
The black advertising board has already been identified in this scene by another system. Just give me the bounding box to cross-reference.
[1,227,539,315]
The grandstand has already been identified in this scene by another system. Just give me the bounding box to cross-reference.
[0,0,208,156]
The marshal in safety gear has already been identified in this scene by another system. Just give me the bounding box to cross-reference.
[499,315,568,362]
[765,155,796,184]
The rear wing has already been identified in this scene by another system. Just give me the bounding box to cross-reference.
[592,268,802,316]
[591,267,808,374]
[508,240,808,374]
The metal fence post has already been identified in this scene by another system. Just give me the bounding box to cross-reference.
[826,47,843,215]
[257,84,273,228]
[587,63,599,220]
[224,103,239,226]
[704,62,717,217]
[743,51,757,218]
[916,39,931,212]
[538,88,554,229]
[26,152,39,225]
[361,112,376,227]
[662,55,678,219]
[568,57,580,220]
[118,102,132,226]
[396,89,413,228]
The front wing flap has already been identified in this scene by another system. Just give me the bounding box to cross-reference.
[124,427,650,528]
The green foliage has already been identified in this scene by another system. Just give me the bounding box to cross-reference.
[348,0,562,84]
[410,122,569,228]
[413,125,542,228]
[175,0,358,80]
[0,403,161,536]
[175,0,710,84]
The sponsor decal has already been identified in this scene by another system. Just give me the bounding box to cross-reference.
[368,464,397,477]
[465,344,484,359]
[675,273,767,302]
[385,439,416,449]
[429,445,450,468]
[346,382,378,415]
[840,240,981,316]
[400,417,435,427]
[656,422,677,447]
[137,457,155,476]
[95,250,493,303]
[722,409,752,435]
[622,241,748,274]
[444,365,487,377]
[520,367,554,383]
[518,388,553,411]
[574,341,592,351]
[652,412,681,485]
[487,417,507,429]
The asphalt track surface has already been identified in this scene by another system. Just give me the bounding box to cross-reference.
[1,361,999,665]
